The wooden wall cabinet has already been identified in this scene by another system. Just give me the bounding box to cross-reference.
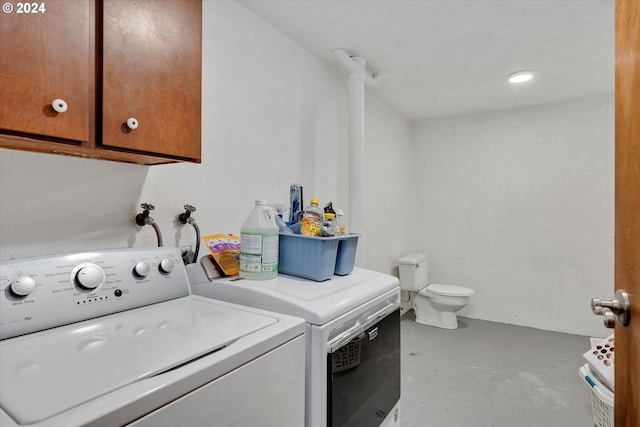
[0,0,202,165]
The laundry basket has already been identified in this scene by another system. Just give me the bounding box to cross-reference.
[332,336,364,373]
[579,364,614,427]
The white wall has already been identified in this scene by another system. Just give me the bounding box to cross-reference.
[363,98,415,275]
[0,1,413,277]
[412,97,614,336]
[0,1,613,337]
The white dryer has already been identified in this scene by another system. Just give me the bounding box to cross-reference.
[0,247,305,427]
[191,260,401,427]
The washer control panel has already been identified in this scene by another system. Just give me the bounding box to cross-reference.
[0,247,189,340]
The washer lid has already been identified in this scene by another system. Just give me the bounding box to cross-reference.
[0,296,277,425]
[425,284,475,296]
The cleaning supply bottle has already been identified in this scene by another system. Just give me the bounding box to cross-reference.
[301,198,323,236]
[334,207,346,235]
[273,203,292,233]
[240,200,279,280]
[323,212,338,236]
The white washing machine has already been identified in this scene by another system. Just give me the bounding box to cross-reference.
[0,247,305,427]
[191,259,401,427]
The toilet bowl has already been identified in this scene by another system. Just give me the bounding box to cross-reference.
[412,284,474,329]
[398,254,474,329]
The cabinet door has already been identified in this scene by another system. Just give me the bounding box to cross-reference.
[0,0,91,142]
[102,0,201,161]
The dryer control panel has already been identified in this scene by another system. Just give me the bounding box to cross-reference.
[0,247,189,340]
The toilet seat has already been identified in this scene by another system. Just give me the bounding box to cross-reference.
[420,284,474,297]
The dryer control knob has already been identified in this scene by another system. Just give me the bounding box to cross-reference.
[74,264,105,289]
[10,276,37,296]
[133,261,151,278]
[159,258,174,274]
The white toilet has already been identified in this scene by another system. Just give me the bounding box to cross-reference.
[398,254,474,329]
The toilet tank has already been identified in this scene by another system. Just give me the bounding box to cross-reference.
[398,254,428,292]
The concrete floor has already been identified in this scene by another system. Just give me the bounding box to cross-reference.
[400,312,596,426]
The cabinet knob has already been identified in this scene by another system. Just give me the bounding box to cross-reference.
[51,99,68,113]
[126,118,139,130]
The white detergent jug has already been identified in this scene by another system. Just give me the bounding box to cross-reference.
[240,200,279,280]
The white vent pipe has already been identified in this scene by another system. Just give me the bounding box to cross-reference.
[332,48,378,266]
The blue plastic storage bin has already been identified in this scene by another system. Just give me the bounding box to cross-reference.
[278,232,340,281]
[334,234,359,275]
[279,223,360,281]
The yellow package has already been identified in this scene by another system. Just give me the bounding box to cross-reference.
[203,233,240,276]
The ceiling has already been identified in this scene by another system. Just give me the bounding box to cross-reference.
[239,0,614,122]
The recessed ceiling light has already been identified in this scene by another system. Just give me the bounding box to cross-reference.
[508,71,535,84]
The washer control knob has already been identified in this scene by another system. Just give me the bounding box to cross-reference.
[74,264,104,290]
[159,258,174,274]
[10,276,37,296]
[133,261,151,278]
